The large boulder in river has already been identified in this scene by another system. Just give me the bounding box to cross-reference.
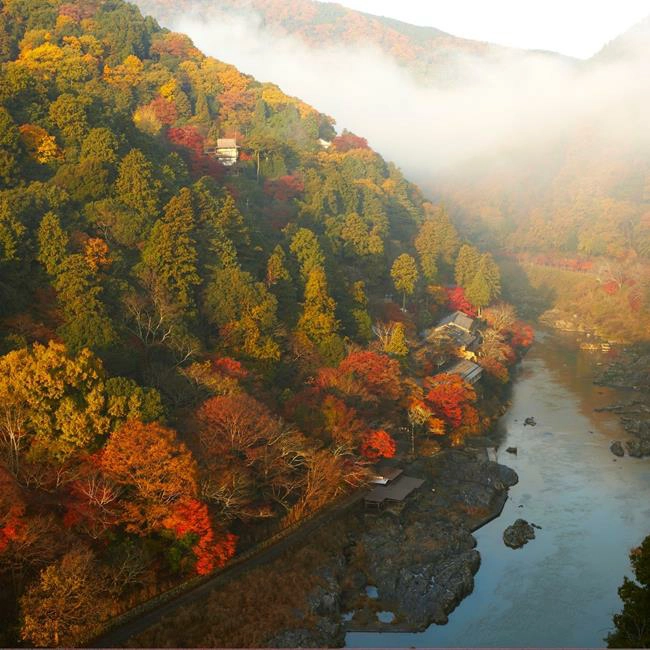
[610,441,625,457]
[503,519,536,549]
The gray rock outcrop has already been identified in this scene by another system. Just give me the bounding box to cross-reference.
[503,519,536,549]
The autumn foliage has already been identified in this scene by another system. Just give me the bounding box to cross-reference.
[424,373,479,432]
[263,175,304,201]
[331,131,369,152]
[359,430,396,461]
[0,0,542,644]
[167,126,224,179]
[445,286,477,316]
[338,350,403,402]
[101,421,198,534]
[163,499,237,575]
[508,321,535,349]
[0,468,26,554]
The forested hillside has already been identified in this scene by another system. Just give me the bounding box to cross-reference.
[134,0,650,341]
[0,0,533,646]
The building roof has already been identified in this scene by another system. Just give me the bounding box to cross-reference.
[216,138,238,149]
[365,476,425,504]
[446,327,479,349]
[437,310,475,332]
[446,359,483,384]
[370,467,403,485]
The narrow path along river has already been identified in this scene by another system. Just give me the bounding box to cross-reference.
[347,329,650,648]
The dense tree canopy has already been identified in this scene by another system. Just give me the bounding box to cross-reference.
[0,0,524,645]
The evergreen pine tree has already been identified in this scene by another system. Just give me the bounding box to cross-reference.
[386,322,409,357]
[54,254,116,353]
[290,228,325,280]
[140,187,200,311]
[414,217,440,283]
[466,268,491,310]
[391,254,419,310]
[115,149,161,220]
[607,535,650,648]
[266,245,291,287]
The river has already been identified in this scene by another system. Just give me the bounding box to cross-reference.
[347,329,650,648]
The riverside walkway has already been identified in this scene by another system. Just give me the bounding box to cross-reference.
[90,489,367,647]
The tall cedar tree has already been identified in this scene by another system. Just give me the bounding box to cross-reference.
[391,253,419,309]
[140,188,200,312]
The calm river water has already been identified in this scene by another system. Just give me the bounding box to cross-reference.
[347,329,650,648]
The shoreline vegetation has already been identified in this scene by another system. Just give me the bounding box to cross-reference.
[121,319,528,646]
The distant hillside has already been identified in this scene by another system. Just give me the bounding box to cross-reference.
[592,14,650,62]
[133,0,526,82]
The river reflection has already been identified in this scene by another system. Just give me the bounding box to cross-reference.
[347,330,650,648]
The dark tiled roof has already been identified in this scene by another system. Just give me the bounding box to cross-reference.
[365,476,425,504]
[446,359,483,384]
[437,310,475,332]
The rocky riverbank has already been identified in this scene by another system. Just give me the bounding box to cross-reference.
[539,309,627,346]
[128,449,518,648]
[278,450,519,644]
[338,450,517,633]
[595,346,650,458]
[596,347,650,392]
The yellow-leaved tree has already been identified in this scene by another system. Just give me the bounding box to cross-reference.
[0,342,162,476]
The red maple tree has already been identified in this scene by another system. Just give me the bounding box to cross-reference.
[163,498,237,575]
[359,430,396,461]
[424,373,477,430]
[167,126,224,180]
[331,132,369,152]
[263,175,304,201]
[338,350,403,402]
[508,321,535,349]
[445,286,477,316]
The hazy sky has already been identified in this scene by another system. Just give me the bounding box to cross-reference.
[332,0,650,58]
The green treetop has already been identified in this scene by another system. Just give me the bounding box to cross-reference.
[290,228,325,280]
[37,211,68,276]
[391,253,419,310]
[298,265,339,345]
[455,243,482,289]
[140,187,200,312]
[114,149,161,220]
[607,535,650,648]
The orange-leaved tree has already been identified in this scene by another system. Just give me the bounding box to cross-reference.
[359,430,396,461]
[196,394,307,517]
[101,420,198,534]
[424,373,478,434]
[338,350,403,403]
[162,498,237,575]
